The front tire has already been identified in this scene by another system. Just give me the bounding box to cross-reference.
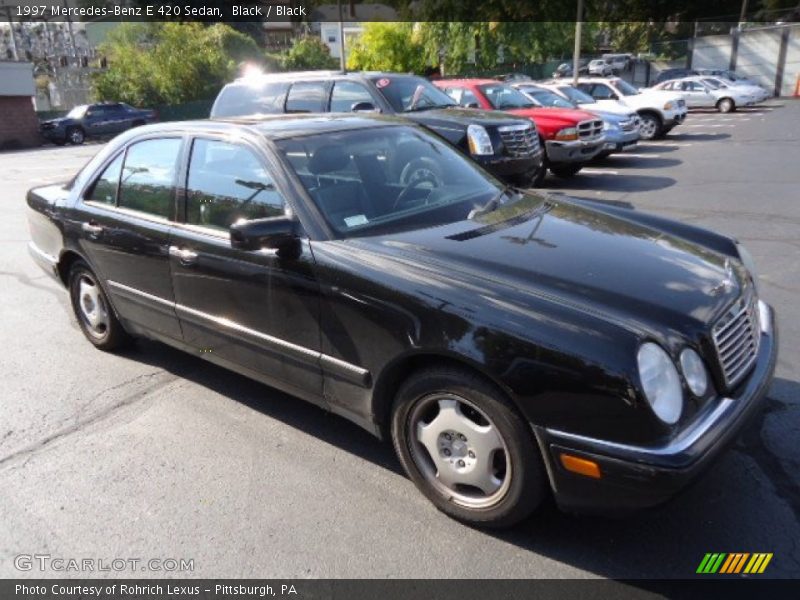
[391,367,546,528]
[67,127,85,145]
[638,113,662,140]
[69,261,131,351]
[717,98,735,113]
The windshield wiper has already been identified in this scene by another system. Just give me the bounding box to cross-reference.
[468,186,519,219]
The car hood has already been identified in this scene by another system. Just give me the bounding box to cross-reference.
[402,107,531,128]
[576,101,633,117]
[348,194,742,333]
[504,106,600,127]
[42,117,70,126]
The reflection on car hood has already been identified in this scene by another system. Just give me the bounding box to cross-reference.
[349,195,742,332]
[403,107,532,128]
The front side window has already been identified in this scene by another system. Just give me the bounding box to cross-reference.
[86,153,124,205]
[211,81,289,118]
[581,83,614,100]
[370,75,456,113]
[276,125,502,238]
[557,85,596,105]
[186,139,285,231]
[478,84,535,109]
[518,87,574,108]
[612,79,640,96]
[118,138,182,219]
[330,81,374,112]
[286,82,327,113]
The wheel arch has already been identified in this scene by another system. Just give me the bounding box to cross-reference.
[371,350,522,438]
[636,108,662,123]
[56,249,86,286]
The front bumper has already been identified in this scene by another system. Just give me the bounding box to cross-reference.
[39,127,66,142]
[545,137,605,165]
[600,128,639,153]
[28,240,60,281]
[663,109,687,128]
[475,147,544,181]
[534,302,777,514]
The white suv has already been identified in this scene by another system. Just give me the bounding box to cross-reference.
[576,77,687,140]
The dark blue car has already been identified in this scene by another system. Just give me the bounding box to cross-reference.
[39,102,157,146]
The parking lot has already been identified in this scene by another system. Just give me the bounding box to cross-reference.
[1,100,798,579]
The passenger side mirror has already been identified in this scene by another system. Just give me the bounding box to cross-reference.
[351,101,379,113]
[230,216,300,253]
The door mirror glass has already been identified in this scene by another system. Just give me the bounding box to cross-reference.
[230,216,300,252]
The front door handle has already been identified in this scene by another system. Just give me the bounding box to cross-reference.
[81,221,104,235]
[169,245,198,265]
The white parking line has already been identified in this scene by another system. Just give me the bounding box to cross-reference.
[581,168,619,175]
[615,153,661,159]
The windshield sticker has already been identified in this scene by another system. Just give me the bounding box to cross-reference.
[376,78,390,88]
[344,214,369,227]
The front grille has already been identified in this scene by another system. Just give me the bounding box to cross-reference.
[498,123,539,157]
[577,119,603,141]
[712,293,760,388]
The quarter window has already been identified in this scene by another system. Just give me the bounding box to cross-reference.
[186,139,285,231]
[86,153,123,205]
[286,82,327,113]
[118,138,181,219]
[330,81,374,112]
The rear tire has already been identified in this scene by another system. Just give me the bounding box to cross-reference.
[549,164,582,178]
[68,261,131,351]
[391,367,546,528]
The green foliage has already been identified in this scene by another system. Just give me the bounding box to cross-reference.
[281,36,338,71]
[347,23,430,73]
[91,23,261,106]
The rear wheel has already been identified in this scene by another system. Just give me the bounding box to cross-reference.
[549,164,582,178]
[69,261,131,351]
[391,367,546,528]
[717,98,735,113]
[638,113,662,140]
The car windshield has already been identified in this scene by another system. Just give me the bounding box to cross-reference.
[518,87,575,108]
[612,79,640,96]
[276,125,514,238]
[557,85,596,104]
[67,105,88,118]
[478,84,535,109]
[371,76,456,112]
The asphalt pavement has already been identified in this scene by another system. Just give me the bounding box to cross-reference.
[0,100,798,580]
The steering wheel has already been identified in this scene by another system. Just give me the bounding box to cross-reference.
[393,158,443,210]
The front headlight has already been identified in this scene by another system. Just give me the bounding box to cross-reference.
[554,126,578,141]
[637,342,683,424]
[736,241,759,293]
[679,348,709,397]
[602,120,618,131]
[663,101,675,110]
[466,124,494,156]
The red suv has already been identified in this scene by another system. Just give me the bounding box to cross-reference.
[434,79,605,184]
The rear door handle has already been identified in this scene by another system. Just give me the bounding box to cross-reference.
[169,245,198,265]
[81,221,103,235]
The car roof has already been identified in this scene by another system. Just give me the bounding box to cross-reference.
[132,113,411,141]
[436,78,499,86]
[228,71,423,85]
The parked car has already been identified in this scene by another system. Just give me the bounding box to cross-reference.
[211,71,543,186]
[552,61,589,78]
[39,102,157,146]
[602,53,634,73]
[434,79,605,182]
[698,75,771,104]
[588,59,614,76]
[26,115,777,527]
[575,77,687,140]
[654,68,698,85]
[513,83,640,157]
[696,69,764,89]
[652,77,761,112]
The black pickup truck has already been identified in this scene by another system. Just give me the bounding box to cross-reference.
[40,102,158,146]
[210,71,544,186]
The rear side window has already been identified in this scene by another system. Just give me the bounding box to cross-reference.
[286,82,327,113]
[86,153,123,205]
[185,139,285,231]
[211,81,289,118]
[118,138,182,219]
[330,81,374,112]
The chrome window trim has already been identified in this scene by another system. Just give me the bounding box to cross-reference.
[106,280,370,384]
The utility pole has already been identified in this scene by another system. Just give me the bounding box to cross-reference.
[572,0,584,87]
[739,0,749,26]
[337,0,346,71]
[4,7,19,60]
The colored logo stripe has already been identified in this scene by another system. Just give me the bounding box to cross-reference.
[697,552,772,574]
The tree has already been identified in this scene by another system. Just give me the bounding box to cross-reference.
[281,36,338,70]
[92,23,261,106]
[347,23,430,73]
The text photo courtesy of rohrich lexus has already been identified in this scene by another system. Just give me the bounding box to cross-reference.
[5,3,800,591]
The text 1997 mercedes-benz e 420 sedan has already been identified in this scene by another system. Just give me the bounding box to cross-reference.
[27,114,776,527]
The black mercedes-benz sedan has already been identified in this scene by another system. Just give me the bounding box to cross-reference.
[26,114,777,527]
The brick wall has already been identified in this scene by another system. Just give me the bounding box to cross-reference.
[0,96,41,150]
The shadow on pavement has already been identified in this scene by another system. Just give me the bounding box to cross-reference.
[594,156,682,169]
[549,173,675,193]
[666,132,732,142]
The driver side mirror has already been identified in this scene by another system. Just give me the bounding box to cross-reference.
[351,101,380,113]
[230,216,300,254]
[609,93,619,100]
